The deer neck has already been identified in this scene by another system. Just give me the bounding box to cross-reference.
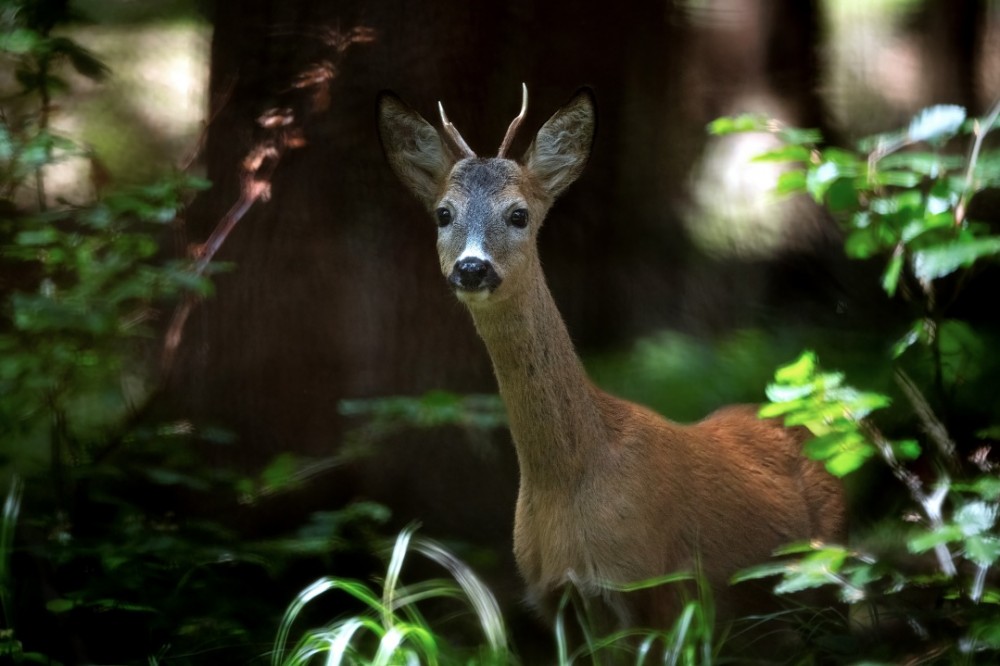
[466,267,607,490]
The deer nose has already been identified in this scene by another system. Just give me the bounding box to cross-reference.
[450,257,500,291]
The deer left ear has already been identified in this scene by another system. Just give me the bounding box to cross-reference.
[523,88,596,200]
[377,91,456,209]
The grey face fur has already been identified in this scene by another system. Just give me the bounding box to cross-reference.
[377,88,596,306]
[435,159,537,304]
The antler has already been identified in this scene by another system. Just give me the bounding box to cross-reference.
[438,101,476,159]
[497,83,528,158]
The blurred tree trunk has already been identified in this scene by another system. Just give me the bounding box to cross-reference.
[916,0,987,112]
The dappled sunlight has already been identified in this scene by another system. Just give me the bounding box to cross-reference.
[45,19,210,196]
[821,0,927,133]
[686,125,800,260]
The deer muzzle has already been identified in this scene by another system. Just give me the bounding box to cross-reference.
[450,257,501,293]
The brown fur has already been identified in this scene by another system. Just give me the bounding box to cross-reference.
[377,87,845,631]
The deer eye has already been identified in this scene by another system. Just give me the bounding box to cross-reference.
[510,208,528,228]
[435,207,452,227]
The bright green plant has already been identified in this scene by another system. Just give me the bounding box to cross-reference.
[713,102,1000,661]
[272,525,510,666]
[274,526,718,666]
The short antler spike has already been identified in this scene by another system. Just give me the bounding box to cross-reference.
[497,83,528,158]
[438,101,476,159]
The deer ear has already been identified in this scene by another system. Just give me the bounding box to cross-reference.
[377,92,455,208]
[523,88,596,200]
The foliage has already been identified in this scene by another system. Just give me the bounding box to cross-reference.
[273,525,509,666]
[1,3,387,663]
[274,526,717,666]
[715,101,1000,662]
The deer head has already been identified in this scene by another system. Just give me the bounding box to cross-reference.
[377,85,596,305]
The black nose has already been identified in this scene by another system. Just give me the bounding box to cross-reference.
[450,257,499,291]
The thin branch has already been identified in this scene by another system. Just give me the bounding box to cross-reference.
[160,24,376,376]
[862,420,957,577]
[955,97,1000,226]
[894,367,957,465]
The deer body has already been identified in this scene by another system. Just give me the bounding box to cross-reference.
[377,87,844,628]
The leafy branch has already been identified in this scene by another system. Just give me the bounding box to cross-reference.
[714,101,1000,660]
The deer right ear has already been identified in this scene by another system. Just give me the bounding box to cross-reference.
[377,92,455,208]
[523,88,596,200]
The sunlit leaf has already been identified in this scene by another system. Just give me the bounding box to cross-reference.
[806,161,844,202]
[751,144,810,163]
[707,114,770,136]
[778,126,823,146]
[908,525,964,553]
[965,535,1000,567]
[775,169,807,195]
[908,105,966,144]
[844,227,879,259]
[775,351,817,383]
[873,171,922,188]
[879,152,964,177]
[911,237,1000,282]
[881,251,903,295]
[825,446,875,477]
[967,476,1000,501]
[955,501,998,537]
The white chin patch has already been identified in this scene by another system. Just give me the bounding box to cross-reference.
[455,288,491,304]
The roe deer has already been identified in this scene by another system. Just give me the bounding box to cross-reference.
[377,85,845,630]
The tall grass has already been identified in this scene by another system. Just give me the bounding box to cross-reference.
[271,525,508,666]
[271,527,720,666]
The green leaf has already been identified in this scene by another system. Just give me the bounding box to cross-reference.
[825,446,875,477]
[707,114,770,136]
[775,169,807,195]
[825,178,859,212]
[892,320,924,358]
[966,535,1000,567]
[873,171,922,188]
[15,228,58,246]
[879,152,964,177]
[752,145,810,164]
[968,476,1000,501]
[805,162,843,202]
[844,226,880,259]
[0,28,42,55]
[907,105,966,144]
[775,351,817,383]
[908,525,964,553]
[893,439,921,460]
[764,382,815,403]
[911,237,1000,282]
[955,501,997,537]
[46,598,75,614]
[49,37,110,81]
[778,126,823,146]
[881,251,903,295]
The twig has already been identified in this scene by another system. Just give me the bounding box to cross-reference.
[861,421,956,577]
[955,97,1000,226]
[159,25,376,376]
[894,367,957,465]
[161,185,261,374]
